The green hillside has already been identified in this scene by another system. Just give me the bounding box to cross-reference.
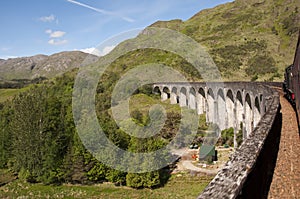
[103,0,297,82]
[150,0,300,81]
[0,88,28,103]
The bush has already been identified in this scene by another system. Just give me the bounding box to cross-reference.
[87,162,108,182]
[18,168,37,183]
[137,84,153,95]
[282,11,299,36]
[246,54,277,76]
[218,127,234,147]
[131,109,143,124]
[126,171,161,189]
[236,129,243,147]
[105,169,126,186]
[251,74,258,81]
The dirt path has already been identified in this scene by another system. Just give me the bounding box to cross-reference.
[268,92,300,199]
[181,161,218,175]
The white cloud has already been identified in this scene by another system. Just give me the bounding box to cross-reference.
[0,55,17,60]
[80,47,101,56]
[48,39,68,45]
[80,45,115,56]
[45,29,52,34]
[50,31,66,38]
[45,29,67,45]
[39,14,56,22]
[45,29,66,38]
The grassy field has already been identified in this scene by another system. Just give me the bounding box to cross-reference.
[0,87,31,103]
[0,89,21,103]
[0,171,213,199]
[129,94,181,114]
[110,93,182,124]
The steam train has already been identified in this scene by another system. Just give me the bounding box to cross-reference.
[283,30,300,119]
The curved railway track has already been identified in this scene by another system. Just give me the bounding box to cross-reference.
[268,89,300,199]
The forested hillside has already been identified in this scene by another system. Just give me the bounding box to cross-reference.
[0,68,202,187]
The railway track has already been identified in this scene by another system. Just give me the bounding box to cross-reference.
[268,89,300,199]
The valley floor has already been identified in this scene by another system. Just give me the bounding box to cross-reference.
[0,172,212,199]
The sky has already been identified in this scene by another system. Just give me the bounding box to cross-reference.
[0,0,233,59]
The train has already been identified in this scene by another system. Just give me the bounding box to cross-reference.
[283,30,300,120]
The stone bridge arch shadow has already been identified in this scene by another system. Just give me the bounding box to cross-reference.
[217,88,226,131]
[153,82,282,198]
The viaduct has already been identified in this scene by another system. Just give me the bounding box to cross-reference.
[153,82,281,198]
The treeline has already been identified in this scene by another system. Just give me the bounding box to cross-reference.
[0,72,179,188]
[0,47,212,188]
[0,77,47,89]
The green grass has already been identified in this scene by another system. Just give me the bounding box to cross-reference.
[0,87,31,103]
[0,173,213,199]
[111,93,181,123]
[0,170,16,187]
[129,94,181,114]
[0,82,38,104]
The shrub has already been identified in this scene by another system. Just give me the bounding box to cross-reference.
[217,127,234,147]
[126,171,161,189]
[246,54,277,76]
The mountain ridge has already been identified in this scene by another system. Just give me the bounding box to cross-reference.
[0,51,98,81]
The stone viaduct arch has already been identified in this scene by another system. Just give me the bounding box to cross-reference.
[153,82,281,198]
[153,82,266,146]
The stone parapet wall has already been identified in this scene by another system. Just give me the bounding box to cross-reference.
[198,84,281,198]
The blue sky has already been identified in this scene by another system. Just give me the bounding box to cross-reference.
[0,0,233,59]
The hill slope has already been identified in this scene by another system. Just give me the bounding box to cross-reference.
[149,0,300,81]
[1,0,299,82]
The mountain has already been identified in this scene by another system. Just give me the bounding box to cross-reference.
[1,0,299,82]
[148,0,300,81]
[0,51,98,81]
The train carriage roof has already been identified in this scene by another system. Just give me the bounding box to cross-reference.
[293,30,300,67]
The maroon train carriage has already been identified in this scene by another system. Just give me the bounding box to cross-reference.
[283,30,300,122]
